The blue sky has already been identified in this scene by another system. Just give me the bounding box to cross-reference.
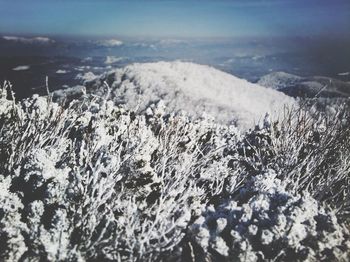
[0,0,349,38]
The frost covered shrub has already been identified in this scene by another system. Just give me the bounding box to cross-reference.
[0,83,241,261]
[0,81,349,261]
[189,171,350,261]
[234,104,350,223]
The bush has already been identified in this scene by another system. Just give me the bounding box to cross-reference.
[189,171,350,261]
[235,102,350,222]
[0,82,349,261]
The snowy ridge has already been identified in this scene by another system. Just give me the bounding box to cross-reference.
[97,62,295,129]
[258,71,350,98]
[258,71,303,90]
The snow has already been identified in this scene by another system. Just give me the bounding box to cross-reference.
[258,71,350,98]
[13,65,30,71]
[96,39,123,47]
[33,37,52,43]
[301,80,324,90]
[190,170,350,261]
[52,85,86,102]
[74,65,91,71]
[258,71,302,90]
[105,56,124,64]
[252,55,264,61]
[56,69,68,74]
[82,57,93,62]
[3,36,54,44]
[76,71,99,83]
[0,79,349,261]
[103,61,295,129]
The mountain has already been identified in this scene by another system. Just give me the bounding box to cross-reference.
[76,61,294,130]
[258,71,350,98]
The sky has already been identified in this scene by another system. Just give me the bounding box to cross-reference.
[0,0,349,38]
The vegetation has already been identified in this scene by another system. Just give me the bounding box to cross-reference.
[0,81,349,261]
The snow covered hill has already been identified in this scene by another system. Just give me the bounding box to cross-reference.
[84,62,295,129]
[258,71,350,98]
[258,71,303,90]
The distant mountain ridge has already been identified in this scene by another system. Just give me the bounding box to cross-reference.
[258,71,350,98]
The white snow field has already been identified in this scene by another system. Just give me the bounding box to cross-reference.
[100,61,295,129]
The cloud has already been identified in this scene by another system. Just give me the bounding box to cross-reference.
[132,42,149,48]
[132,42,157,50]
[3,36,55,44]
[96,39,123,47]
[56,69,68,74]
[131,39,187,50]
[82,57,93,62]
[13,65,30,71]
[158,39,188,45]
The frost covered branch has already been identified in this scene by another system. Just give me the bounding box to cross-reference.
[0,81,349,261]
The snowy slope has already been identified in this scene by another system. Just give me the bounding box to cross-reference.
[94,61,295,129]
[258,71,303,90]
[258,71,350,98]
